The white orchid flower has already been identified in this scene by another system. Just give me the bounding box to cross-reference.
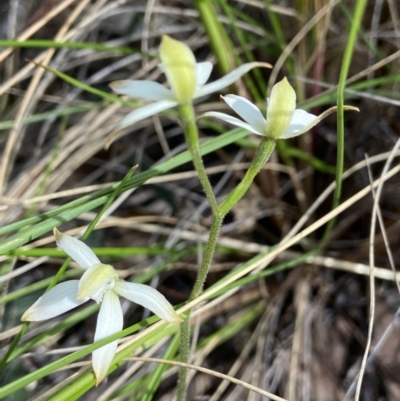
[22,228,181,385]
[109,35,271,131]
[201,77,358,140]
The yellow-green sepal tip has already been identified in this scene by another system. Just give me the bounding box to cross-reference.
[159,35,197,104]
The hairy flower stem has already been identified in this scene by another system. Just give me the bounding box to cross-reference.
[178,103,218,214]
[177,104,276,401]
[177,214,223,401]
[177,103,221,401]
[219,137,276,214]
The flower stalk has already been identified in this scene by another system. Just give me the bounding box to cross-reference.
[219,137,276,215]
[179,103,218,213]
[176,213,224,401]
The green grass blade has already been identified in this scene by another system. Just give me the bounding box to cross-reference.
[0,128,249,252]
[320,0,368,247]
[0,39,137,54]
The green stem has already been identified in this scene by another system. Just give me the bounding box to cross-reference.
[177,316,191,401]
[178,103,218,213]
[177,214,223,401]
[190,215,224,300]
[176,136,276,401]
[219,137,276,215]
[176,102,222,401]
[319,0,367,249]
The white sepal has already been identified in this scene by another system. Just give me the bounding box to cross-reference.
[200,111,264,136]
[280,109,318,139]
[92,290,123,385]
[54,228,100,270]
[221,95,266,134]
[114,280,182,323]
[195,62,213,87]
[21,280,85,321]
[110,80,174,101]
[196,62,272,98]
[279,106,360,139]
[105,99,178,149]
[116,99,177,129]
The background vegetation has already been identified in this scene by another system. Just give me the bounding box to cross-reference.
[0,0,400,400]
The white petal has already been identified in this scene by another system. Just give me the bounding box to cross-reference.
[116,100,177,129]
[200,111,264,136]
[221,95,266,134]
[54,228,100,270]
[105,99,177,149]
[114,280,182,323]
[196,61,272,98]
[21,281,85,321]
[280,105,358,139]
[280,109,318,139]
[110,80,174,101]
[92,290,123,385]
[196,62,213,87]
